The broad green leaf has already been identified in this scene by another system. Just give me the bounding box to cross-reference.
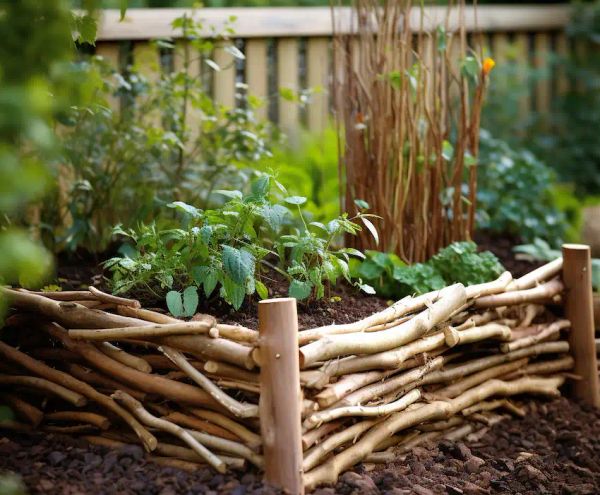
[284,196,307,206]
[199,226,212,244]
[359,283,376,294]
[354,199,370,209]
[255,280,269,299]
[261,204,288,231]
[120,0,128,21]
[361,217,379,245]
[166,291,184,317]
[288,279,313,300]
[182,286,199,317]
[339,248,366,260]
[251,174,270,198]
[222,277,246,310]
[222,245,254,284]
[167,201,201,218]
[213,190,243,200]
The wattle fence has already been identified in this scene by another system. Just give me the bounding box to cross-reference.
[95,4,574,137]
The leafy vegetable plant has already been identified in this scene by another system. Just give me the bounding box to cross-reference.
[351,241,505,299]
[105,174,375,311]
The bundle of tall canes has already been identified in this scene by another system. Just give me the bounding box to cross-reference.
[332,0,492,262]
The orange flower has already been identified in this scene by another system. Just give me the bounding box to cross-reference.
[482,57,496,76]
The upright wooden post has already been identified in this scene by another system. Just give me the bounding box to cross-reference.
[562,244,600,407]
[258,298,304,495]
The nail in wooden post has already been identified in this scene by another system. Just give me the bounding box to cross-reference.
[562,244,600,407]
[258,298,304,494]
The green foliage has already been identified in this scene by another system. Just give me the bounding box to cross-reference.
[50,12,273,252]
[476,130,568,245]
[105,174,373,310]
[514,238,600,291]
[0,0,103,291]
[254,128,340,222]
[351,242,505,299]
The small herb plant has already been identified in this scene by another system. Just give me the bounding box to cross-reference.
[351,241,505,299]
[105,174,375,312]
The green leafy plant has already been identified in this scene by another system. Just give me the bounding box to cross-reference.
[105,174,374,311]
[43,11,273,253]
[352,241,505,300]
[476,129,568,245]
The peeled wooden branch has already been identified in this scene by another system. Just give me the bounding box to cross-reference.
[112,390,226,473]
[500,320,570,353]
[70,321,214,341]
[161,411,241,441]
[213,324,258,344]
[416,416,464,432]
[474,279,564,309]
[96,342,152,373]
[159,335,255,370]
[421,341,570,386]
[16,289,94,301]
[88,286,140,308]
[203,361,258,384]
[435,358,530,399]
[302,421,343,450]
[445,323,512,347]
[465,271,513,299]
[43,324,219,409]
[503,356,575,380]
[0,375,87,407]
[117,305,178,324]
[187,430,264,468]
[300,284,466,367]
[154,442,245,469]
[506,258,563,292]
[315,369,397,409]
[160,346,258,418]
[28,348,81,363]
[0,340,156,451]
[44,411,110,430]
[67,364,147,401]
[2,288,148,329]
[461,399,526,418]
[303,376,564,490]
[302,418,379,473]
[298,289,453,345]
[304,389,421,429]
[189,409,261,449]
[336,357,445,408]
[0,393,43,427]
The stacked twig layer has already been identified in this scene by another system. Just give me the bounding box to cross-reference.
[0,259,572,489]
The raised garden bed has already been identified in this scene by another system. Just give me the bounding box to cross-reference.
[0,245,598,494]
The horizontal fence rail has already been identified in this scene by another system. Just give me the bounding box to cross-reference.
[95,5,574,136]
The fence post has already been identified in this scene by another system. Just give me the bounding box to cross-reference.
[258,298,304,495]
[562,244,600,407]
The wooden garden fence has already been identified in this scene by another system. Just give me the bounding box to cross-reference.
[95,4,574,137]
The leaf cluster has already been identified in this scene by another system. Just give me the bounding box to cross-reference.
[105,174,374,312]
[351,241,505,299]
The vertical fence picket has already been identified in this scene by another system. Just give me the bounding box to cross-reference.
[306,37,330,134]
[245,38,269,121]
[513,33,531,119]
[213,44,237,109]
[555,32,570,96]
[173,40,202,140]
[534,32,551,115]
[95,42,121,110]
[277,38,300,139]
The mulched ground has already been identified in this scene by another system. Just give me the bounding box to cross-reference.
[1,398,599,494]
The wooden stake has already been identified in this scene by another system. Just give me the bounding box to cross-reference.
[562,244,600,407]
[258,298,304,495]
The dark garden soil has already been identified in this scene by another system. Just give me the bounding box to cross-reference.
[1,397,599,494]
